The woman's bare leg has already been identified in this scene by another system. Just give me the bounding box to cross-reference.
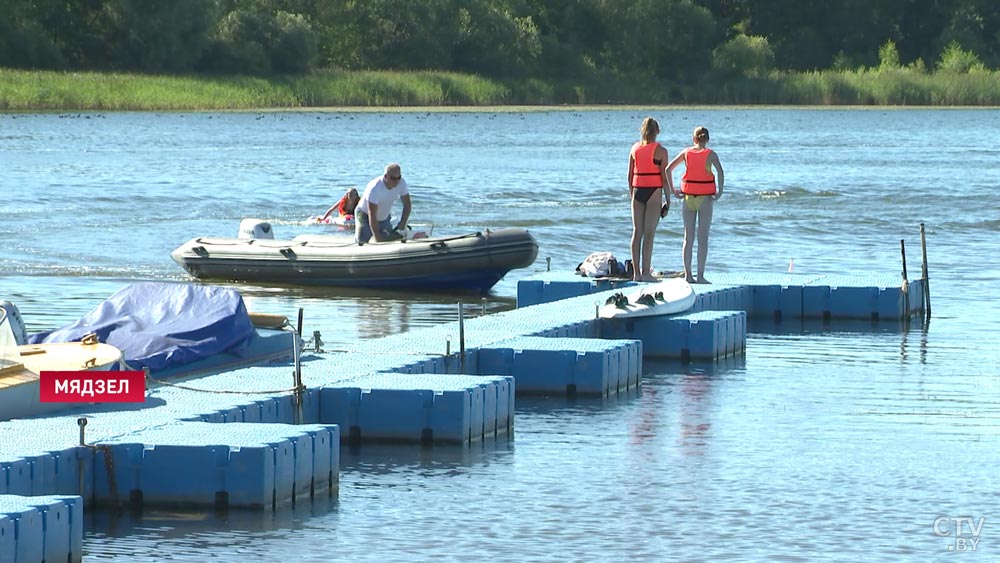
[696,198,714,283]
[640,189,661,281]
[630,197,645,281]
[682,202,697,283]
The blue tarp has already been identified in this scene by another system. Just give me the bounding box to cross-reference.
[28,282,256,372]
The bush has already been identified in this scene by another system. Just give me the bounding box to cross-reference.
[270,12,318,74]
[878,40,900,70]
[712,35,774,78]
[937,41,987,73]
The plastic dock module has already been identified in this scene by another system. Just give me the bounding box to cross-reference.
[91,422,339,509]
[599,310,747,361]
[476,337,642,396]
[518,271,925,322]
[0,265,930,525]
[319,373,511,444]
[0,495,82,563]
[517,271,636,307]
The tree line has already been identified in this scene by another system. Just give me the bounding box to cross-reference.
[2,0,997,81]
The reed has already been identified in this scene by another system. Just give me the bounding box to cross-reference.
[0,68,511,110]
[711,68,1000,105]
[2,67,998,110]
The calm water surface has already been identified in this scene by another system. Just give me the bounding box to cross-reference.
[2,108,999,561]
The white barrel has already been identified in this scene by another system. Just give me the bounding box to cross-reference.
[0,300,28,345]
[237,218,275,240]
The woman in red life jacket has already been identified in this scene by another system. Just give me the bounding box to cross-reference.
[666,126,725,284]
[627,117,673,282]
[319,187,360,222]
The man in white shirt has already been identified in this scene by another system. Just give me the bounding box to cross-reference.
[355,163,412,243]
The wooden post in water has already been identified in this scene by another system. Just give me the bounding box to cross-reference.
[900,239,910,322]
[920,223,931,319]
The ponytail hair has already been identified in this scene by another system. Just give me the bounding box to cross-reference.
[693,126,710,143]
[640,117,660,142]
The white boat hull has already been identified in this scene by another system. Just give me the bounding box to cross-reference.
[171,228,539,292]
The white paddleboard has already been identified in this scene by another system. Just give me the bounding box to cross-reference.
[598,278,696,319]
[307,214,355,229]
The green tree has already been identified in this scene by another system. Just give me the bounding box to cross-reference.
[314,1,463,71]
[105,0,218,72]
[712,34,774,77]
[451,0,541,76]
[937,40,986,73]
[599,0,716,82]
[878,39,900,70]
[270,11,318,73]
[204,6,317,74]
[935,3,993,68]
[526,0,608,78]
[0,0,64,69]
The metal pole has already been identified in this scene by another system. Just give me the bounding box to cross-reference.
[546,257,551,272]
[293,308,304,424]
[481,297,487,316]
[294,308,303,391]
[920,223,931,319]
[900,239,910,322]
[595,303,601,338]
[458,301,465,372]
[77,417,88,446]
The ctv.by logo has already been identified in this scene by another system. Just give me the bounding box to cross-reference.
[933,516,985,552]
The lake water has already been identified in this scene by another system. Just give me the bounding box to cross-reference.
[2,108,999,561]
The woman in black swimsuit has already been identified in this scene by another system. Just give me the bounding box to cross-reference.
[627,117,673,282]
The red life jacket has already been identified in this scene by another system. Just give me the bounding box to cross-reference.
[682,148,716,195]
[631,142,663,188]
[335,194,355,216]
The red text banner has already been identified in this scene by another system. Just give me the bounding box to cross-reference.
[39,371,146,403]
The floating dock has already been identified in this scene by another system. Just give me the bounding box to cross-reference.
[1,269,926,561]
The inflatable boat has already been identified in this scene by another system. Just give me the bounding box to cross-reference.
[171,219,539,292]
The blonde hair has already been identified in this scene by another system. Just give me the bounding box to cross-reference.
[693,126,710,143]
[640,117,660,143]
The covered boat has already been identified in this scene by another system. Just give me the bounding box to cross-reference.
[3,282,297,420]
[2,301,126,421]
[170,219,539,292]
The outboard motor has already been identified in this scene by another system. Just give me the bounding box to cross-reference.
[0,300,28,346]
[237,218,275,240]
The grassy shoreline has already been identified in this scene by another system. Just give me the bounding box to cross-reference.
[2,67,999,111]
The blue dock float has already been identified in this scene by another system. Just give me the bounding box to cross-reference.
[0,494,82,563]
[0,263,926,561]
[476,336,641,396]
[319,372,513,444]
[517,271,925,321]
[91,421,339,509]
[599,310,746,361]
